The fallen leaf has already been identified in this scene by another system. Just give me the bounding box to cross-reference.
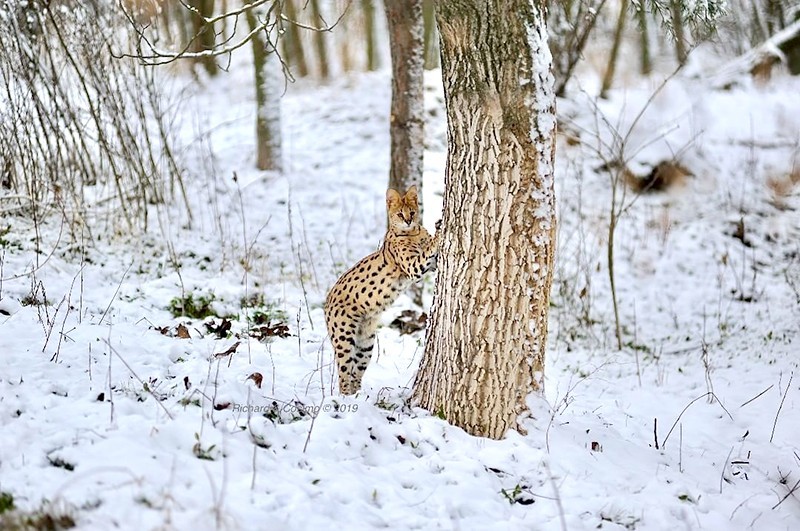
[214,341,241,358]
[176,323,191,339]
[247,372,264,388]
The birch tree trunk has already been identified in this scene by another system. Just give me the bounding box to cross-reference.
[412,0,556,440]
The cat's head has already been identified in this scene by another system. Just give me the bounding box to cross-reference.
[386,186,419,232]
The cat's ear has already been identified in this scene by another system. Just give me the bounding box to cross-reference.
[386,188,401,208]
[404,185,418,205]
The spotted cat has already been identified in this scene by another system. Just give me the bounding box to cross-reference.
[324,186,440,394]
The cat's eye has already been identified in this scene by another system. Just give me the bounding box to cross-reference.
[410,211,416,218]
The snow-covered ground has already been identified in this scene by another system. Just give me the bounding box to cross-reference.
[1,49,799,529]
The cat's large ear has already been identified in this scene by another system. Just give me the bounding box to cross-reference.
[404,185,418,205]
[386,188,401,208]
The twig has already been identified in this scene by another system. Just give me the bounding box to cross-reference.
[739,384,774,408]
[770,372,793,443]
[653,418,659,449]
[544,461,567,531]
[771,479,800,510]
[103,339,174,420]
[99,262,133,325]
[662,392,733,449]
[302,402,322,453]
[720,446,734,493]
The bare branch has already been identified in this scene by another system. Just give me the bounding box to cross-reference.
[117,0,352,70]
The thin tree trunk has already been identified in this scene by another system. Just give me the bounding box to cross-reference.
[281,0,309,77]
[158,0,174,44]
[246,9,282,171]
[362,0,380,71]
[638,3,652,75]
[671,0,688,65]
[309,0,330,79]
[189,0,218,76]
[412,0,556,440]
[385,0,424,199]
[386,0,425,305]
[600,0,627,98]
[422,0,439,70]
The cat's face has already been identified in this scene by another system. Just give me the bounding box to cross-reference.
[386,186,419,232]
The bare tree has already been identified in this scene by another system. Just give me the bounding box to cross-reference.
[0,0,189,233]
[549,0,607,97]
[412,0,557,440]
[120,2,349,171]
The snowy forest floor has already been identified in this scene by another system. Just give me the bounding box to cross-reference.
[1,52,799,530]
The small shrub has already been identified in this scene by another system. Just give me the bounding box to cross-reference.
[168,292,217,319]
[0,492,15,514]
[0,501,76,530]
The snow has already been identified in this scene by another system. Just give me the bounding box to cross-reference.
[524,3,557,232]
[2,34,800,531]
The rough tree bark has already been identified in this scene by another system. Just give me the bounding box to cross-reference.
[412,0,557,440]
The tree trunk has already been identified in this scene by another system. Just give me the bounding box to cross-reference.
[600,0,627,98]
[422,0,439,70]
[638,3,652,75]
[412,0,557,440]
[386,0,425,305]
[362,0,380,71]
[189,0,218,76]
[246,9,282,171]
[309,0,330,79]
[671,0,688,65]
[281,0,309,78]
[385,0,424,200]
